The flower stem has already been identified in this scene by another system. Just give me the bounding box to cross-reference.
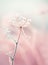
[9,26,22,65]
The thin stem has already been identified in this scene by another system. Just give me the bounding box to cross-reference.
[13,42,18,59]
[13,26,22,58]
[10,26,22,65]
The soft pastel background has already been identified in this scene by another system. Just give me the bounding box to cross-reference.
[0,0,48,65]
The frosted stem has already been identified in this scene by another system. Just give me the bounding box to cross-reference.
[9,26,22,65]
[9,42,18,65]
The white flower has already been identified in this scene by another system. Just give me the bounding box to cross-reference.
[2,14,31,42]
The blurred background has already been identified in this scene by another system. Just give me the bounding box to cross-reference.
[0,0,48,65]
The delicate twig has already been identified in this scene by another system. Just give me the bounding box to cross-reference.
[10,26,22,65]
